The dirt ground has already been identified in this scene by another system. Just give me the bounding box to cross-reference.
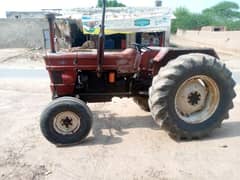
[0,48,44,69]
[0,48,240,180]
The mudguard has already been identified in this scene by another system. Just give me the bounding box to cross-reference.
[152,47,219,76]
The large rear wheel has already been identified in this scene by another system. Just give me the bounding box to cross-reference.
[149,53,236,139]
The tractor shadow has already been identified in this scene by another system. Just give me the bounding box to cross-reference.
[64,111,240,147]
[203,121,240,141]
[83,117,240,145]
[172,120,240,143]
[82,111,160,146]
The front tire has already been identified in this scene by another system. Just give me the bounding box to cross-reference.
[149,53,236,139]
[40,97,93,145]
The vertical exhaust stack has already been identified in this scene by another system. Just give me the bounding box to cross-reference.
[46,13,56,53]
[97,0,106,77]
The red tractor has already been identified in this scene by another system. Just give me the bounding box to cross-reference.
[40,1,236,145]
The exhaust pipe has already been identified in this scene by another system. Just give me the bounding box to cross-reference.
[97,0,106,77]
[46,13,56,53]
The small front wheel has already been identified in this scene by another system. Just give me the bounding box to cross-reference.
[40,97,92,145]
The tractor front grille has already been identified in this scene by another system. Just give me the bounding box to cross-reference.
[51,71,63,84]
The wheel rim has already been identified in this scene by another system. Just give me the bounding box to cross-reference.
[53,111,81,135]
[175,75,220,124]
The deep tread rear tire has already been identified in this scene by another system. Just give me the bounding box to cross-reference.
[40,97,92,145]
[149,53,236,139]
[133,96,150,112]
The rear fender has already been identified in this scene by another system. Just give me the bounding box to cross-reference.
[152,47,219,76]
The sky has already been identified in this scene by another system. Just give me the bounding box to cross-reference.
[1,0,240,18]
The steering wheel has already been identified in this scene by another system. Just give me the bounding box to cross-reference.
[131,43,152,52]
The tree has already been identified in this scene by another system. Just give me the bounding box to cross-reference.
[203,1,240,29]
[171,7,189,33]
[171,1,240,33]
[171,7,208,33]
[203,1,240,20]
[97,0,103,7]
[97,0,126,7]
